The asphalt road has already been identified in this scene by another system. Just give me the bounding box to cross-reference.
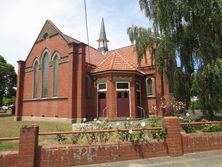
[80,149,222,167]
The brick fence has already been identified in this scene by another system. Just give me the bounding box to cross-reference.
[1,117,222,167]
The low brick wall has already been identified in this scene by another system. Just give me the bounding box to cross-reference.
[1,117,222,167]
[0,151,18,167]
[36,141,167,166]
[182,132,222,153]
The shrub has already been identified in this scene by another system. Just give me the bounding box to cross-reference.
[55,126,67,144]
[147,117,163,127]
[202,123,222,132]
[79,119,113,144]
[181,113,195,133]
[151,129,167,140]
[191,100,203,110]
[160,95,186,116]
[117,118,146,142]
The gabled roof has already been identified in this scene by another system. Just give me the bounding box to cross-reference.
[35,20,80,44]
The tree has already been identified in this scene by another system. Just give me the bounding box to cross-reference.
[193,59,222,117]
[127,25,170,100]
[127,26,155,65]
[0,55,17,106]
[129,0,222,111]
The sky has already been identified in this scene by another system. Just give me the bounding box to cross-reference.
[0,0,151,71]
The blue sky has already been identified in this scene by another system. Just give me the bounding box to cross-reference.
[0,0,151,70]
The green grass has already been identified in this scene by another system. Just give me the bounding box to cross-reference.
[0,112,72,151]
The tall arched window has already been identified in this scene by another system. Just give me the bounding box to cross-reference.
[146,78,153,96]
[53,55,59,97]
[42,53,49,97]
[85,75,91,97]
[33,61,38,98]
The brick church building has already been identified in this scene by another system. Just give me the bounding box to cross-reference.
[15,19,170,122]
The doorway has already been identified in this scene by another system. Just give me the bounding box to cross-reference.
[97,83,107,117]
[116,82,130,117]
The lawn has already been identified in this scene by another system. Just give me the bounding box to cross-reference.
[0,111,72,151]
[0,112,165,151]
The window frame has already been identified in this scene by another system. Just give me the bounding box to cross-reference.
[85,74,91,97]
[146,77,155,97]
[32,59,39,98]
[116,81,130,91]
[97,82,107,92]
[52,54,59,97]
[41,52,50,98]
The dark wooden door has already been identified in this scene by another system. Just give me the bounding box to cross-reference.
[117,91,130,117]
[98,92,106,117]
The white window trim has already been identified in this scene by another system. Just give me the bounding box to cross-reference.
[116,81,130,91]
[97,82,107,92]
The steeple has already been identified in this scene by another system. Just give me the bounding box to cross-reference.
[97,18,109,54]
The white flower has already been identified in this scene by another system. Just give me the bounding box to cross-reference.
[186,113,190,117]
[83,118,87,122]
[126,117,130,121]
[129,130,133,134]
[179,117,183,120]
[93,118,97,121]
[141,122,146,127]
[96,120,101,124]
[130,122,133,125]
[116,122,120,126]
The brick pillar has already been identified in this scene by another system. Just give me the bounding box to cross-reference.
[71,43,86,122]
[164,117,183,156]
[15,60,25,121]
[130,80,136,118]
[107,77,116,118]
[18,125,39,167]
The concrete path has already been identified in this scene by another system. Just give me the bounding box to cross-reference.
[80,149,222,167]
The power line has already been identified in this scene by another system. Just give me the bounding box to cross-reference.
[84,0,90,63]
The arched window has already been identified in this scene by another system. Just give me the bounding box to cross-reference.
[146,78,153,96]
[33,61,39,98]
[85,75,91,97]
[53,55,59,97]
[41,53,49,97]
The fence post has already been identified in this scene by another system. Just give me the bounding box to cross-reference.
[164,117,183,156]
[18,125,39,167]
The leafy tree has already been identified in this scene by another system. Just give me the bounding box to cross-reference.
[193,59,222,116]
[129,0,222,110]
[0,55,17,106]
[127,26,155,65]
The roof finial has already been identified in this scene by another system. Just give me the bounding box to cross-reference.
[97,18,109,54]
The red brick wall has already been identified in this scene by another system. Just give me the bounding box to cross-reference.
[2,118,222,167]
[182,132,222,153]
[36,141,167,166]
[0,151,18,167]
[19,34,74,119]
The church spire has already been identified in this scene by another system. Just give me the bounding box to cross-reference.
[97,18,109,54]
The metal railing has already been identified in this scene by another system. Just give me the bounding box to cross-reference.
[0,137,20,141]
[180,120,222,126]
[0,127,163,141]
[137,106,146,119]
[39,127,163,136]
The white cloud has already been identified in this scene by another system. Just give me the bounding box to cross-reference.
[0,0,150,71]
